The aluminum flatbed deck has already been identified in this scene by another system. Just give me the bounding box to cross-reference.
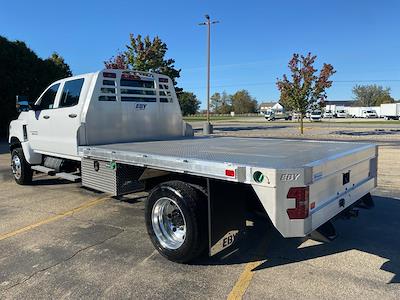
[81,137,375,184]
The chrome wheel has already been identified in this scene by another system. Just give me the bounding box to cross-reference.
[11,154,22,180]
[152,197,186,250]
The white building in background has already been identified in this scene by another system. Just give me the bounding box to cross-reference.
[259,102,284,114]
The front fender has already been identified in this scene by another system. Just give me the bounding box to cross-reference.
[9,118,42,164]
[9,119,27,144]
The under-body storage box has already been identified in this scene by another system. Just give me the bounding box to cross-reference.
[81,158,144,196]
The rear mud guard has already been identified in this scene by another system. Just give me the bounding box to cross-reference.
[356,192,375,209]
[309,220,337,243]
[207,178,246,256]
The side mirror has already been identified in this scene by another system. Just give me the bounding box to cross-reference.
[16,95,30,112]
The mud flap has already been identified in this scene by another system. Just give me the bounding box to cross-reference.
[207,178,246,256]
[356,192,375,209]
[309,220,337,243]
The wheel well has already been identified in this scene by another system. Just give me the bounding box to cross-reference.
[9,137,21,152]
[143,172,207,192]
[143,172,266,217]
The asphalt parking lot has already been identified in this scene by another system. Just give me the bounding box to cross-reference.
[0,121,399,299]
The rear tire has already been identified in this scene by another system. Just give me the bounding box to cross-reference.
[11,148,33,185]
[145,180,208,263]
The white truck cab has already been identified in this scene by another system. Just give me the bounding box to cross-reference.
[9,70,377,263]
[336,109,348,118]
[10,70,187,164]
[309,110,322,122]
[323,110,334,118]
[362,110,378,119]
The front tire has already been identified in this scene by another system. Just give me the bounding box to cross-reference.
[11,147,33,185]
[145,180,208,263]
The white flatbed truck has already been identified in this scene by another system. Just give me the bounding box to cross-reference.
[9,70,377,263]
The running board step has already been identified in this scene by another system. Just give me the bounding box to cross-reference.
[31,166,81,182]
[31,165,56,176]
[56,172,81,182]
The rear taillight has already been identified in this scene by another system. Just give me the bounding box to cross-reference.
[286,186,309,219]
[225,169,235,177]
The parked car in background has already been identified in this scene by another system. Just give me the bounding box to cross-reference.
[336,109,348,118]
[362,110,378,118]
[265,110,292,121]
[310,110,322,122]
[323,110,334,118]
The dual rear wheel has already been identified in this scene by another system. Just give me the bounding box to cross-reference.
[145,181,208,263]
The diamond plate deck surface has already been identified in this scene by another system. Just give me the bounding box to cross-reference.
[88,137,371,169]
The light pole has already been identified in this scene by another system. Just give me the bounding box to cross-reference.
[199,14,219,134]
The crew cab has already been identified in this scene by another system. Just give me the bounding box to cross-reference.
[9,70,377,263]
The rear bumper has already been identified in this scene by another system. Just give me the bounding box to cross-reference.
[310,177,375,232]
[288,177,375,237]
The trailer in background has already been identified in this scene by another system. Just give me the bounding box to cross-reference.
[347,107,378,118]
[381,103,400,120]
[348,107,362,118]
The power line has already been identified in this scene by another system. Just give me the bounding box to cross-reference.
[183,79,400,89]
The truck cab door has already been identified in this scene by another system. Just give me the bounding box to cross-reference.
[47,77,86,158]
[28,83,62,154]
[28,78,86,159]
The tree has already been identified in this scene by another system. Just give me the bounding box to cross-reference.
[231,90,257,114]
[210,92,221,112]
[105,34,181,86]
[48,52,72,77]
[211,91,233,114]
[218,91,233,114]
[352,85,394,106]
[104,52,128,69]
[0,36,72,137]
[276,53,335,134]
[210,91,232,114]
[177,92,200,116]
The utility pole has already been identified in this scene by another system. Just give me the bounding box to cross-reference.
[199,15,219,134]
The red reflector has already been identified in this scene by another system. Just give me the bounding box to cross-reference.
[286,186,309,219]
[103,72,116,78]
[225,169,235,177]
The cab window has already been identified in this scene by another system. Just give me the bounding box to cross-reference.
[59,79,84,108]
[36,83,60,110]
